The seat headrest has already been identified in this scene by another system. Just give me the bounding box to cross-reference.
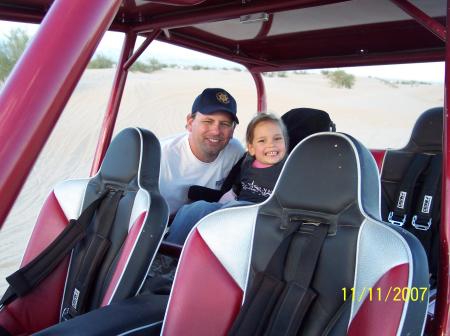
[98,127,161,190]
[281,108,335,153]
[404,107,443,152]
[271,132,380,220]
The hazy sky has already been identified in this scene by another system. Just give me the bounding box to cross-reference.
[0,20,445,83]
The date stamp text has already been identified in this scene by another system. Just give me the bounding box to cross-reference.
[342,287,428,302]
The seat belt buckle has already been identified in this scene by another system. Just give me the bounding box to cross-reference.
[411,215,432,231]
[388,212,406,226]
[61,307,72,321]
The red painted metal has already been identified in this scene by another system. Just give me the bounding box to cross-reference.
[157,18,444,72]
[436,3,450,334]
[144,0,206,5]
[90,32,137,176]
[255,13,273,39]
[0,5,44,24]
[250,72,267,113]
[249,50,444,73]
[0,0,122,229]
[390,0,446,42]
[133,0,348,32]
[123,30,161,71]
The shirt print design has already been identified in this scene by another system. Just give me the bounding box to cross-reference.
[241,180,272,198]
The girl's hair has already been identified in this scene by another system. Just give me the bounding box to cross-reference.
[246,112,289,146]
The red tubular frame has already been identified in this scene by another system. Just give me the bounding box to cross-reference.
[123,30,161,71]
[436,3,450,334]
[90,29,163,175]
[0,0,122,228]
[0,0,447,332]
[90,32,137,175]
[390,0,446,42]
[250,72,267,113]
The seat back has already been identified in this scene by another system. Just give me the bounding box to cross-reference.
[380,107,442,285]
[0,127,169,335]
[281,107,336,152]
[162,132,429,335]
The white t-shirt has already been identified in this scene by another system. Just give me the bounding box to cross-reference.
[160,133,245,215]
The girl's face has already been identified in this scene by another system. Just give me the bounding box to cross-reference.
[248,120,287,165]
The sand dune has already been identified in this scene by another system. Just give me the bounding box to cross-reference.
[0,68,443,293]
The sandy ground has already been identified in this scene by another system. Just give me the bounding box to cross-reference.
[0,68,444,293]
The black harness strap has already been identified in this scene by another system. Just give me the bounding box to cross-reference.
[0,190,108,309]
[411,154,442,231]
[410,154,442,287]
[229,219,329,336]
[61,189,123,320]
[265,222,328,336]
[388,153,430,226]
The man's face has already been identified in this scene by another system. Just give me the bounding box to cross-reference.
[187,111,235,162]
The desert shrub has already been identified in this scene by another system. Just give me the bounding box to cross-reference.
[395,80,431,86]
[277,71,288,78]
[88,53,114,69]
[149,58,166,71]
[130,60,150,73]
[130,58,166,73]
[375,77,398,88]
[0,28,30,82]
[192,64,212,70]
[262,72,275,77]
[324,70,355,89]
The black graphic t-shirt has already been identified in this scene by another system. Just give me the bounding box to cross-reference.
[234,157,285,203]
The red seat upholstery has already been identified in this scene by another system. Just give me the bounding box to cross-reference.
[0,127,169,335]
[162,132,429,335]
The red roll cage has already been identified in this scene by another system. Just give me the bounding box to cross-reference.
[0,0,447,334]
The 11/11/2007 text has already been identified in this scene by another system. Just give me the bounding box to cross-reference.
[342,287,428,302]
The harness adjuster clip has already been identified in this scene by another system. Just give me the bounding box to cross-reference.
[388,212,406,226]
[61,307,72,321]
[411,215,432,231]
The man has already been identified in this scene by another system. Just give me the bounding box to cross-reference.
[160,88,245,215]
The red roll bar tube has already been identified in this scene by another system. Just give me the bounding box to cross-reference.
[436,1,450,333]
[0,0,122,228]
[90,32,137,175]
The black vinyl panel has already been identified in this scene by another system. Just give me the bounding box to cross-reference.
[404,107,443,153]
[36,293,168,336]
[100,128,142,184]
[274,134,359,214]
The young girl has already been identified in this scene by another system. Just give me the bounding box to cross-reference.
[166,113,288,245]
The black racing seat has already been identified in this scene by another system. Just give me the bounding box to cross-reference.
[162,132,429,335]
[380,107,442,287]
[0,127,169,335]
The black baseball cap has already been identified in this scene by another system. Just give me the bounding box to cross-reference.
[191,88,239,124]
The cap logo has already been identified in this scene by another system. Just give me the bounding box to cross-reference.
[216,92,230,104]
